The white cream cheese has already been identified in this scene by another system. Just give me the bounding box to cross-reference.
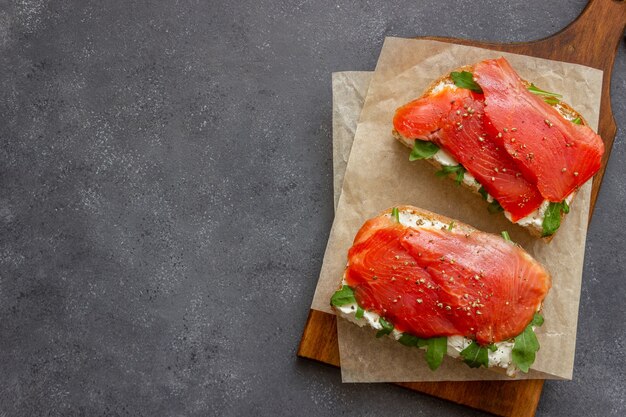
[336,301,520,376]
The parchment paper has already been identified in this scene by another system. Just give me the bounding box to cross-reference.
[312,38,602,382]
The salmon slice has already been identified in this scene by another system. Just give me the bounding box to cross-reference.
[474,58,604,201]
[346,218,461,337]
[393,87,544,221]
[343,210,551,344]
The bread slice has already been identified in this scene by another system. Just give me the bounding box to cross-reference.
[331,206,550,376]
[392,65,588,239]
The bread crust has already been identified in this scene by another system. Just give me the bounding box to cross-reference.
[393,65,584,240]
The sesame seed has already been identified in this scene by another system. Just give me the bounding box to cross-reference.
[544,119,553,127]
[491,177,495,181]
[456,110,461,115]
[478,137,484,142]
[445,305,451,311]
[502,168,507,172]
[463,113,468,117]
[497,132,503,138]
[561,167,567,172]
[511,127,517,132]
[417,298,423,304]
[503,128,508,132]
[574,171,579,176]
[476,310,483,315]
[494,167,499,173]
[511,138,516,143]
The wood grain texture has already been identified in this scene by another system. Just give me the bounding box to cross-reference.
[298,1,626,416]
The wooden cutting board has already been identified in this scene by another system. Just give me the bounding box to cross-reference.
[298,1,626,416]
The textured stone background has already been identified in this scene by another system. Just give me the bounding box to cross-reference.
[0,1,624,416]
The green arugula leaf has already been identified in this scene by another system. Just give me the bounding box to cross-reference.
[376,317,394,338]
[410,141,439,161]
[479,186,504,213]
[478,186,489,201]
[448,221,455,231]
[501,231,511,242]
[487,343,498,352]
[572,117,582,125]
[541,201,569,237]
[543,96,561,105]
[355,306,364,319]
[436,164,466,185]
[399,333,428,348]
[511,313,544,373]
[460,341,490,369]
[425,337,447,370]
[451,71,483,93]
[531,312,544,327]
[330,285,356,307]
[487,199,504,213]
[527,83,562,99]
[391,207,400,223]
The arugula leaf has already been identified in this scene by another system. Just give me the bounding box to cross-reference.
[563,200,570,213]
[376,317,394,338]
[543,96,561,105]
[391,207,400,223]
[436,164,466,185]
[501,231,511,242]
[451,71,483,93]
[542,201,569,237]
[511,313,544,373]
[488,200,504,213]
[425,337,447,370]
[460,341,490,369]
[479,186,505,214]
[487,343,498,352]
[448,221,455,231]
[410,141,439,161]
[355,306,364,319]
[531,312,544,327]
[330,285,356,307]
[478,186,489,201]
[398,333,425,348]
[572,117,582,125]
[527,83,562,99]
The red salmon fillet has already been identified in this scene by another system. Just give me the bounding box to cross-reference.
[474,58,604,201]
[344,209,551,344]
[394,87,544,221]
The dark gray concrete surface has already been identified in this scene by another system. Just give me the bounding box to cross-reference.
[0,1,624,416]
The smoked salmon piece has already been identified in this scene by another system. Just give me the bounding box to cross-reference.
[393,86,544,221]
[343,207,551,345]
[474,58,604,202]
